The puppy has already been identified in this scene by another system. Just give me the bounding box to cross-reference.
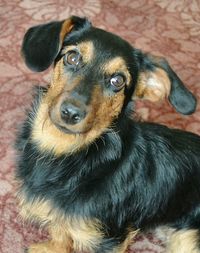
[16,16,200,253]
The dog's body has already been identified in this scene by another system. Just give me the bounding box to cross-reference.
[16,17,200,253]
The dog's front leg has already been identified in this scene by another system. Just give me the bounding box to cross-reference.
[26,224,73,253]
[166,229,200,253]
[95,229,138,253]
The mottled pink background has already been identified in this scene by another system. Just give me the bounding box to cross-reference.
[0,1,200,253]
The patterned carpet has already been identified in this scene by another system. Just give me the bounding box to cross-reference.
[0,0,200,252]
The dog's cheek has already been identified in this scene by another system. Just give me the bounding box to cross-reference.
[46,60,68,104]
[89,88,125,131]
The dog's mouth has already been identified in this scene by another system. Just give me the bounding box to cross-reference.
[53,122,91,135]
[54,123,77,134]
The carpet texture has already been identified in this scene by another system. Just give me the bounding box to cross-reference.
[0,0,200,252]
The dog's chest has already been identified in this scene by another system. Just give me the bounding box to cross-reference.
[17,151,113,219]
[16,137,134,238]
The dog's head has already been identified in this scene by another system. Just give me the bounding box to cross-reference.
[22,16,197,154]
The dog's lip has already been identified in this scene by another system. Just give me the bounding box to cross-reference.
[55,124,75,134]
[54,122,90,135]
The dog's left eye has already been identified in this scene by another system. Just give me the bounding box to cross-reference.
[64,50,81,66]
[110,74,126,91]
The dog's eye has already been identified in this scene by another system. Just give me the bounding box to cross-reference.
[64,50,81,66]
[110,74,126,91]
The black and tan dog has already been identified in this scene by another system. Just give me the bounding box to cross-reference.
[16,16,200,253]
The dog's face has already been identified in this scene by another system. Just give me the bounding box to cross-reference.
[22,16,196,154]
[47,26,136,135]
[23,18,138,135]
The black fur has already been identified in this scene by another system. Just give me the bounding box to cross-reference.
[16,87,200,247]
[17,17,200,252]
[21,17,90,72]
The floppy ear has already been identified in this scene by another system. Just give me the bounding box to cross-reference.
[21,16,91,72]
[133,52,197,115]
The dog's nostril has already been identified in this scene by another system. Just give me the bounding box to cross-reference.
[61,109,70,116]
[72,114,81,122]
[60,103,85,125]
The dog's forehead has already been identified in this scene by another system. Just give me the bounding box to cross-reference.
[85,28,132,52]
[65,27,133,62]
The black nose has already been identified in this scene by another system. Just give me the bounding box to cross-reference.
[60,102,86,125]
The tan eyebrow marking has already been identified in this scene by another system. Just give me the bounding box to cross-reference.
[62,41,94,63]
[103,57,132,85]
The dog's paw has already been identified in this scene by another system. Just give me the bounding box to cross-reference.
[25,243,53,253]
[24,242,72,253]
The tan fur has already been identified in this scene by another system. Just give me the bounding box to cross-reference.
[18,192,104,252]
[27,233,72,253]
[59,19,74,43]
[103,57,132,85]
[31,101,77,156]
[18,191,56,225]
[134,68,171,102]
[62,41,94,63]
[154,226,175,243]
[166,229,200,253]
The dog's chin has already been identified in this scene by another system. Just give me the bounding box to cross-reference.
[54,122,89,135]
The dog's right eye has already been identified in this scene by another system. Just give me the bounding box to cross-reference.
[64,50,81,66]
[110,74,126,91]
